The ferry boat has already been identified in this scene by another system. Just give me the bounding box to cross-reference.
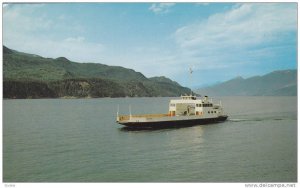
[116,95,228,129]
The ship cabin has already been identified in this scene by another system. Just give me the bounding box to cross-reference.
[168,95,222,117]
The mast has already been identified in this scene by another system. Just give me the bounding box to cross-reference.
[189,67,193,96]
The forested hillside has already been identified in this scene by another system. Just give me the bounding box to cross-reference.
[3,46,191,98]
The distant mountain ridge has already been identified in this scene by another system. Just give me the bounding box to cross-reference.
[196,70,297,96]
[3,46,190,98]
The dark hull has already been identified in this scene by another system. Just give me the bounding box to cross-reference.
[119,115,228,129]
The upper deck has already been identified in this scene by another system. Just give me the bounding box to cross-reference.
[181,95,197,100]
[170,95,210,104]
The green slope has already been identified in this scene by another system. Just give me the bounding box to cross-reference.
[3,46,190,98]
[3,46,147,82]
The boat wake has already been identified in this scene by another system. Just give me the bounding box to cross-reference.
[229,117,292,123]
[228,118,249,122]
[229,118,270,122]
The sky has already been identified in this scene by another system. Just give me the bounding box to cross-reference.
[2,2,298,88]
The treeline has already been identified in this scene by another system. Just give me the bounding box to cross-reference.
[4,78,190,99]
[4,80,56,99]
[3,46,192,99]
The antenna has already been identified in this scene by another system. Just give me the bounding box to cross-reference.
[189,67,193,96]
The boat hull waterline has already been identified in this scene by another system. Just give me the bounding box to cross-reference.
[118,115,228,128]
[116,95,228,129]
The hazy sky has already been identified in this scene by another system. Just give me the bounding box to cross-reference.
[3,3,297,87]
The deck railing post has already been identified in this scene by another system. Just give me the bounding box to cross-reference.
[117,105,119,117]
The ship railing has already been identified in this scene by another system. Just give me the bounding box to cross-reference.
[118,113,169,121]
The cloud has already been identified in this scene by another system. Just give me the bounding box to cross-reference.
[173,3,297,71]
[3,3,9,8]
[195,3,210,6]
[149,3,175,14]
[175,3,296,48]
[64,36,85,43]
[4,33,105,63]
[3,4,105,63]
[3,4,52,33]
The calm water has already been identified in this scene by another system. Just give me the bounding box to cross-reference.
[3,97,297,182]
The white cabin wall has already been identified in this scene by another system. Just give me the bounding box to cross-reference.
[169,97,223,117]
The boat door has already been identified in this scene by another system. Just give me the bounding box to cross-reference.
[187,104,195,115]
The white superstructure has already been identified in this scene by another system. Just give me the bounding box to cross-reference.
[168,95,225,118]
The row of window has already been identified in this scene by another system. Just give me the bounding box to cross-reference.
[196,103,213,107]
[170,103,213,107]
[208,111,217,114]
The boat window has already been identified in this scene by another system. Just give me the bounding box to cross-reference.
[204,104,209,107]
[208,111,210,113]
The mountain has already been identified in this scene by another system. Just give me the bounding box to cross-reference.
[3,46,190,98]
[149,76,180,86]
[3,46,147,82]
[196,70,297,96]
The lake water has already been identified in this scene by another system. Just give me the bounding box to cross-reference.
[3,97,297,182]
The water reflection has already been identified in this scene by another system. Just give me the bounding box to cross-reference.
[119,124,206,148]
